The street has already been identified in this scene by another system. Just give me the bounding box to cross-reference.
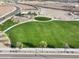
[0,56,79,59]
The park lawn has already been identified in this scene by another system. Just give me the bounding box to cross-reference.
[0,25,2,31]
[0,19,17,31]
[6,21,79,48]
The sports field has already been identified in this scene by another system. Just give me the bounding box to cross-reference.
[6,21,79,48]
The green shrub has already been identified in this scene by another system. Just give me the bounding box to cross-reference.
[35,17,51,21]
[38,41,47,48]
[15,13,25,16]
[16,42,24,48]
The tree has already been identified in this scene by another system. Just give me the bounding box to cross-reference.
[39,41,47,48]
[27,11,37,19]
[32,12,37,16]
[27,12,32,15]
[64,43,70,48]
[16,42,24,48]
[64,43,70,53]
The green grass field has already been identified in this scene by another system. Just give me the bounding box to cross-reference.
[0,19,16,31]
[6,21,79,48]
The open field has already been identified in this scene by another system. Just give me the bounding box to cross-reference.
[5,21,79,48]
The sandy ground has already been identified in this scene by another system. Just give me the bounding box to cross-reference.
[0,4,16,18]
[19,1,79,20]
[40,8,79,20]
[37,2,79,20]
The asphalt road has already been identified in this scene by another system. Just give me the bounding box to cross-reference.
[0,56,79,59]
[0,54,79,59]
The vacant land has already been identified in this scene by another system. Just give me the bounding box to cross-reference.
[6,21,79,48]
